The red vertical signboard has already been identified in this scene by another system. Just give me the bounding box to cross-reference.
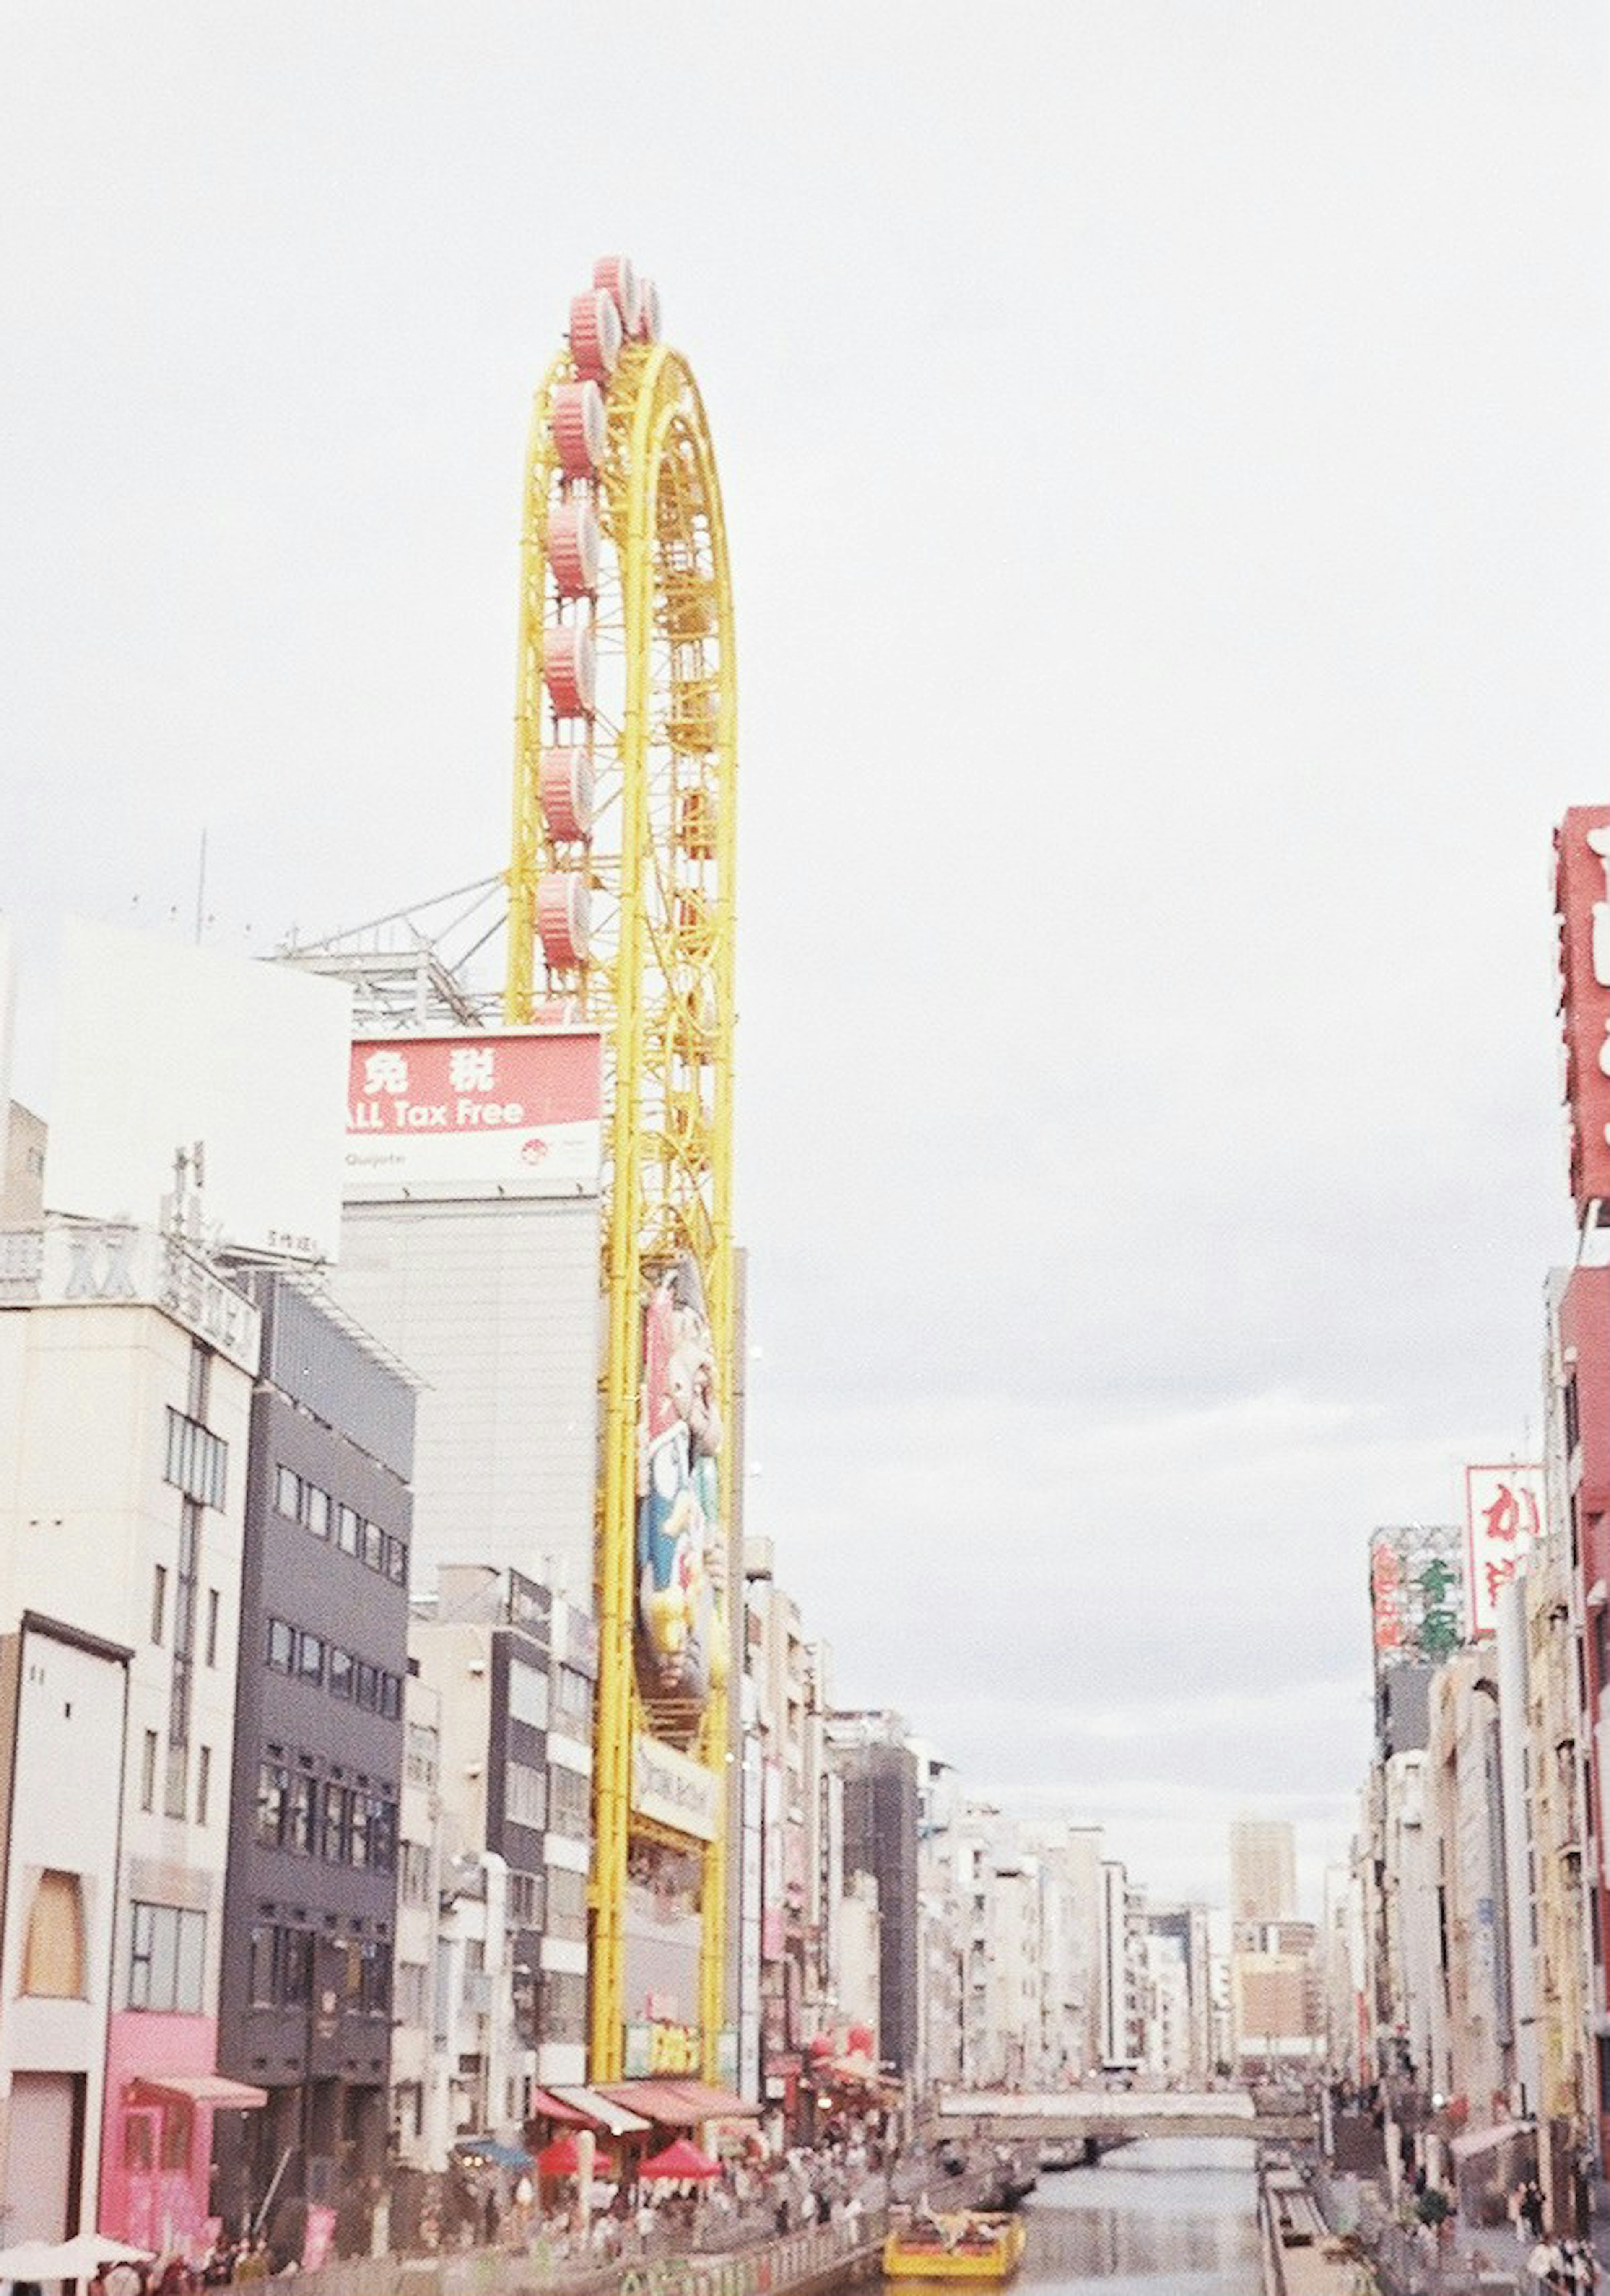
[1555,806,1610,1217]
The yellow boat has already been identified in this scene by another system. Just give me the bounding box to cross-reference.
[883,2210,1027,2283]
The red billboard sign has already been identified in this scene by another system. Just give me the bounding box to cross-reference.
[1463,1464,1544,1638]
[1555,807,1610,1217]
[345,1030,602,1196]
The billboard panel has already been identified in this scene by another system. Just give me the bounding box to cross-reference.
[635,1252,726,1742]
[345,1031,601,1197]
[47,923,348,1262]
[1554,807,1610,1217]
[631,1734,721,1841]
[1464,1464,1543,1639]
[1368,1525,1464,1677]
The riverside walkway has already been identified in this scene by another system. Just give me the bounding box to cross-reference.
[247,2211,888,2296]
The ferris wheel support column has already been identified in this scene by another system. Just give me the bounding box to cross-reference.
[699,427,740,2082]
[590,368,662,2083]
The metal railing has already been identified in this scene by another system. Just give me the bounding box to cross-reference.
[250,2208,889,2296]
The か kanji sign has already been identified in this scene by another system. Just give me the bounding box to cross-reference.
[1464,1464,1543,1639]
[1554,806,1610,1218]
[345,1031,602,1196]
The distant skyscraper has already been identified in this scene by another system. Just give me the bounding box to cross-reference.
[1230,1819,1297,1924]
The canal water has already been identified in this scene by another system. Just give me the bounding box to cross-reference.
[1009,2139,1260,2296]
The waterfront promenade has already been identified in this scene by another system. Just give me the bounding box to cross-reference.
[242,2212,887,2296]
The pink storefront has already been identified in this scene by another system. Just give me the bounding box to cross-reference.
[100,2011,264,2253]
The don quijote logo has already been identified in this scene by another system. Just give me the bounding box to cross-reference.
[521,1135,550,1165]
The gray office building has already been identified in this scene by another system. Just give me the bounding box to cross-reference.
[828,1715,921,2078]
[215,1276,414,2254]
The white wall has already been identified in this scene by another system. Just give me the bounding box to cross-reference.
[0,1294,252,2026]
[336,1199,600,1597]
[0,1624,128,2239]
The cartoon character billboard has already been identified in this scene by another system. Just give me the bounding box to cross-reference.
[636,1254,727,1741]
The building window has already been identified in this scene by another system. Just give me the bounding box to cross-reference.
[276,1466,301,1520]
[151,1566,167,1647]
[370,1796,397,1873]
[350,1795,370,1869]
[329,1647,353,1700]
[323,1784,349,1863]
[548,1764,589,1839]
[395,1962,429,2027]
[249,1925,275,2008]
[357,1944,389,2018]
[363,1522,385,1573]
[386,1538,407,1586]
[256,1763,288,1848]
[298,1632,325,1686]
[280,1928,313,2008]
[141,1730,158,1813]
[266,1619,295,1673]
[22,1870,86,1998]
[380,1673,401,1719]
[508,1870,545,1929]
[195,1745,211,1826]
[164,1409,226,1510]
[127,1902,206,2014]
[123,2115,156,2172]
[507,1659,550,1730]
[287,1772,317,1855]
[400,1841,430,1907]
[405,1724,438,1789]
[555,1666,593,1733]
[205,1589,220,1669]
[540,1969,588,2044]
[354,1662,378,1713]
[505,1762,548,1831]
[336,1504,361,1557]
[303,1485,329,1539]
[546,1864,587,1943]
[159,2100,193,2172]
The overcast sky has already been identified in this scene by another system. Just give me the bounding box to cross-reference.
[4,3,1607,1910]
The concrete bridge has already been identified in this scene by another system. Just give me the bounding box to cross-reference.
[935,2087,1318,2146]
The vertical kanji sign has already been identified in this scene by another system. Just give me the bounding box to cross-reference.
[1463,1463,1544,1638]
[1555,806,1610,1218]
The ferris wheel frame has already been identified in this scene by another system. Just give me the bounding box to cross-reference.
[504,314,738,2083]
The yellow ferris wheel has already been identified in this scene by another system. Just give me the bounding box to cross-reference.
[503,257,737,2083]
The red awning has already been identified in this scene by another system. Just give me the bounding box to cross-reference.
[641,2137,721,2181]
[528,2086,592,2127]
[663,2081,759,2120]
[128,2075,267,2110]
[597,2079,759,2125]
[597,2081,704,2127]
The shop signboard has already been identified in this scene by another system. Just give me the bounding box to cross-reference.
[631,1733,721,1841]
[345,1030,602,1197]
[1464,1464,1544,1638]
[635,1253,726,1738]
[1368,1525,1465,1676]
[1555,805,1610,1217]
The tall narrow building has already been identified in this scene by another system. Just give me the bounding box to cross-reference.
[1229,1819,1297,1924]
[0,1216,262,2249]
[213,1274,413,2254]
